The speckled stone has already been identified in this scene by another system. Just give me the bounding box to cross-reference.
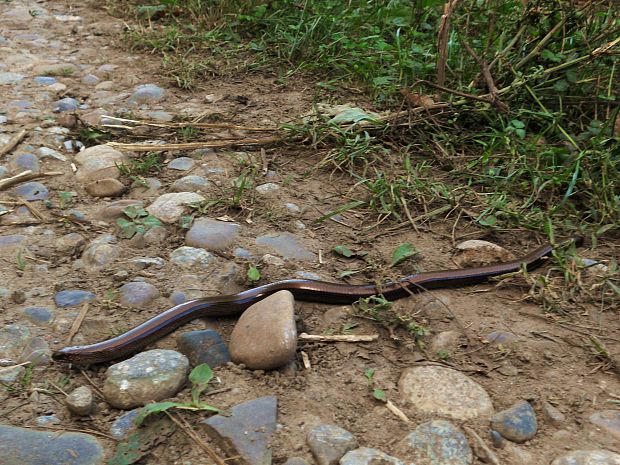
[10,153,39,171]
[340,448,404,465]
[146,192,205,223]
[307,424,358,465]
[118,281,160,309]
[551,450,620,465]
[397,420,472,465]
[34,76,57,86]
[170,246,216,268]
[53,97,79,112]
[491,401,537,443]
[171,175,211,193]
[11,181,49,200]
[0,234,27,248]
[66,386,96,416]
[109,407,144,440]
[129,84,166,104]
[22,307,54,326]
[168,157,195,171]
[589,410,620,441]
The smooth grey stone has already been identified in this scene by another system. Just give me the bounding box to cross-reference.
[255,232,316,261]
[109,407,144,440]
[255,182,279,194]
[54,290,95,307]
[340,448,404,465]
[589,410,620,441]
[542,401,566,427]
[36,415,61,426]
[233,247,251,258]
[491,400,537,443]
[170,246,215,268]
[176,329,231,368]
[307,424,358,465]
[37,146,67,161]
[131,257,166,269]
[171,175,211,193]
[66,386,96,416]
[130,84,166,104]
[11,181,49,200]
[118,281,160,309]
[10,153,39,171]
[82,74,99,85]
[551,450,620,465]
[0,72,24,84]
[34,76,57,86]
[202,396,278,465]
[0,234,27,248]
[185,217,240,251]
[53,97,79,112]
[0,324,30,361]
[103,349,189,409]
[168,157,195,171]
[146,192,204,223]
[0,425,104,465]
[22,306,54,325]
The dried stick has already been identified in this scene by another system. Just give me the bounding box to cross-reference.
[101,115,278,132]
[66,302,90,344]
[298,333,379,343]
[515,18,567,70]
[416,80,495,105]
[437,0,459,88]
[167,412,228,465]
[0,129,27,157]
[385,400,411,424]
[461,40,509,113]
[0,170,63,191]
[107,136,283,152]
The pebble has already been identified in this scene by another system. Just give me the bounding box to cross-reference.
[34,76,57,86]
[81,234,119,268]
[306,424,358,465]
[176,330,231,368]
[0,71,24,84]
[201,396,278,465]
[66,386,96,416]
[0,234,27,248]
[551,450,620,465]
[397,420,472,465]
[340,448,404,465]
[144,226,168,245]
[255,182,280,194]
[0,425,104,465]
[145,110,173,121]
[229,290,297,370]
[284,458,310,465]
[295,271,322,280]
[170,246,216,268]
[485,331,520,345]
[35,415,62,426]
[255,232,316,260]
[82,74,99,85]
[542,401,566,427]
[131,257,166,269]
[285,202,301,214]
[37,146,67,161]
[489,430,504,448]
[171,175,211,193]
[398,366,494,421]
[74,145,127,183]
[430,330,462,356]
[96,199,144,220]
[11,181,49,200]
[453,240,515,267]
[233,247,252,259]
[185,217,241,251]
[53,97,79,112]
[10,153,39,172]
[22,306,54,326]
[262,254,285,266]
[129,83,166,104]
[589,410,620,441]
[20,336,52,366]
[109,407,144,440]
[0,324,30,361]
[103,349,189,409]
[146,192,205,223]
[168,156,195,171]
[491,400,537,443]
[54,290,96,307]
[118,281,160,308]
[85,178,126,197]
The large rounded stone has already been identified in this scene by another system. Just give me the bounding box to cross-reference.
[103,349,189,409]
[398,366,493,421]
[66,386,96,416]
[185,217,241,251]
[118,281,160,309]
[307,424,358,465]
[74,145,128,183]
[397,420,472,465]
[491,400,537,443]
[85,178,125,197]
[146,192,205,223]
[229,290,297,370]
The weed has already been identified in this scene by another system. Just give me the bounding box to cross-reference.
[117,152,164,178]
[116,205,163,238]
[354,295,428,341]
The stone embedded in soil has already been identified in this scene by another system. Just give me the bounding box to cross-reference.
[81,234,119,269]
[551,450,620,465]
[97,199,144,220]
[340,448,404,465]
[0,324,30,361]
[542,401,566,427]
[11,181,49,201]
[453,240,515,267]
[129,83,166,104]
[176,329,231,368]
[170,246,215,268]
[103,349,189,409]
[146,192,205,223]
[10,152,39,172]
[109,407,144,440]
[262,254,285,266]
[397,420,472,465]
[0,234,27,249]
[144,226,168,245]
[0,425,104,465]
[229,290,297,370]
[21,306,54,325]
[255,232,316,261]
[0,71,24,84]
[491,400,537,443]
[131,257,166,269]
[66,386,96,416]
[489,430,504,448]
[168,156,195,171]
[54,290,96,307]
[19,336,52,366]
[37,146,67,162]
[0,366,25,384]
[201,396,278,465]
[85,178,126,197]
[53,97,79,112]
[171,175,211,193]
[485,331,520,345]
[118,281,160,308]
[36,415,61,426]
[589,410,620,441]
[255,182,280,194]
[430,330,462,356]
[295,270,322,280]
[398,365,494,421]
[306,424,358,465]
[74,145,128,183]
[130,177,162,198]
[34,76,57,85]
[284,458,311,465]
[285,202,301,214]
[185,217,241,251]
[82,74,99,85]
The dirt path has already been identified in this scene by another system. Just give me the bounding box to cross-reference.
[0,1,619,464]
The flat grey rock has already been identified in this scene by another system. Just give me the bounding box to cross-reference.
[307,424,358,465]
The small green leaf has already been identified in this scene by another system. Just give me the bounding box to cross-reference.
[189,364,214,405]
[179,215,193,229]
[364,368,375,383]
[123,205,146,220]
[390,243,419,266]
[509,119,525,129]
[553,79,569,92]
[373,389,387,402]
[338,270,359,278]
[117,218,137,238]
[247,265,261,282]
[477,214,497,227]
[142,215,163,230]
[333,245,354,257]
[135,402,182,426]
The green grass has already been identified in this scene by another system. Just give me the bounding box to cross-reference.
[112,0,619,242]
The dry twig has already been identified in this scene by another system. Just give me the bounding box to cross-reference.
[0,129,27,157]
[299,333,379,343]
[0,170,63,191]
